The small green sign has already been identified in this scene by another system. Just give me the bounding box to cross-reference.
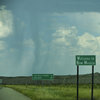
[76,55,96,65]
[32,74,54,80]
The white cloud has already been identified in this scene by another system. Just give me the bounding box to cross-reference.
[52,12,100,34]
[50,12,100,60]
[0,6,13,51]
[23,39,35,48]
[53,37,70,45]
[51,25,100,57]
[78,33,100,52]
[0,6,13,38]
[78,33,98,50]
[52,26,77,46]
[77,33,100,65]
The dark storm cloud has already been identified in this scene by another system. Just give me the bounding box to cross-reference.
[0,0,100,12]
[0,0,100,76]
[1,0,100,12]
[33,0,100,12]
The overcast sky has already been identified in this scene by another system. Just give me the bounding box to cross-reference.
[0,0,100,76]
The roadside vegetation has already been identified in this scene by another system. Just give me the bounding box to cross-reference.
[5,84,100,100]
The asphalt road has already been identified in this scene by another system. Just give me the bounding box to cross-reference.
[0,87,31,100]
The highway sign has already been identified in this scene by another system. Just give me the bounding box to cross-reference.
[32,74,54,80]
[76,55,96,65]
[75,55,96,100]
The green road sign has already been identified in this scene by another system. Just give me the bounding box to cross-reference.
[76,55,96,65]
[32,74,54,80]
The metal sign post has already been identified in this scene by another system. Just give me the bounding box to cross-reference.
[91,65,94,100]
[77,65,79,100]
[76,55,96,100]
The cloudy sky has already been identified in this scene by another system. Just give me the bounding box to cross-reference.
[0,0,100,76]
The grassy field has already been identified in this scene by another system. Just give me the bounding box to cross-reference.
[5,84,100,100]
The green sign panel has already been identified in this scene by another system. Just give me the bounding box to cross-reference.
[76,55,96,65]
[32,74,54,80]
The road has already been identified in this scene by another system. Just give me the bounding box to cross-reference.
[0,87,31,100]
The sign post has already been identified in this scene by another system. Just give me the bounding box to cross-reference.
[76,55,96,100]
[91,65,94,100]
[77,65,79,100]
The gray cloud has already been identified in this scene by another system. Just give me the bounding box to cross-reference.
[0,0,100,76]
[0,0,100,12]
[4,0,100,12]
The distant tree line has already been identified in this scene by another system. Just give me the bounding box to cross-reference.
[0,73,100,85]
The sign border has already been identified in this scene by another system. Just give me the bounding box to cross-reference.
[76,55,96,66]
[32,74,54,80]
